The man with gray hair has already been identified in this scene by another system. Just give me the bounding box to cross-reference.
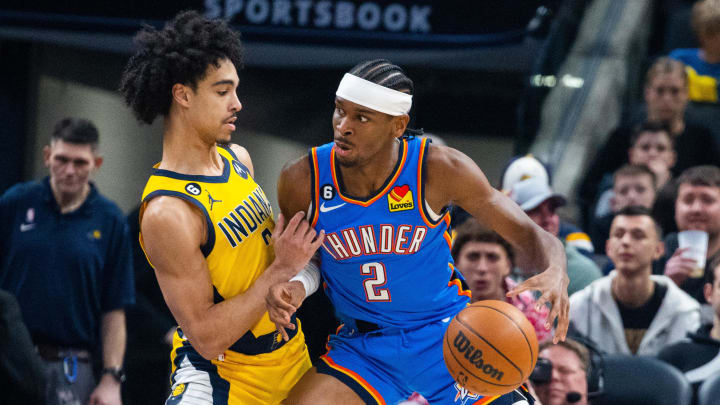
[532,338,592,405]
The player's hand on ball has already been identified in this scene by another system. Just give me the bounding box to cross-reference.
[266,281,304,341]
[506,265,569,344]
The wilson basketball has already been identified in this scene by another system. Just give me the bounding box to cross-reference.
[443,300,538,396]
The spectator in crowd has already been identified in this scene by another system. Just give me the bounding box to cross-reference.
[590,164,658,256]
[570,206,700,356]
[590,122,678,242]
[658,254,720,397]
[656,165,720,305]
[625,122,680,235]
[0,117,135,405]
[502,155,595,257]
[0,289,47,404]
[579,57,720,229]
[669,0,720,104]
[451,219,551,342]
[509,177,603,295]
[532,338,591,405]
[627,122,676,191]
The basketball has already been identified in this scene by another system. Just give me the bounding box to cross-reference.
[443,300,539,396]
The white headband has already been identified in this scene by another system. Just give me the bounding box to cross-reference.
[335,73,412,116]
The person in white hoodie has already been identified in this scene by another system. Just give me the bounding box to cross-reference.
[570,206,700,356]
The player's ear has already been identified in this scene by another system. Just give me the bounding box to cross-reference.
[172,83,192,108]
[392,114,409,138]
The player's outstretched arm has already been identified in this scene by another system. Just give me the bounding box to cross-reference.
[424,144,570,343]
[142,196,322,359]
[266,156,319,339]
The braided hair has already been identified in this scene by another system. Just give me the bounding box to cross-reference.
[347,59,423,138]
[119,10,243,125]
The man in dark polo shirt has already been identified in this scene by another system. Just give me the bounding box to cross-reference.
[0,118,134,405]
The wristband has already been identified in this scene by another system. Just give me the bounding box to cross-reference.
[290,261,320,297]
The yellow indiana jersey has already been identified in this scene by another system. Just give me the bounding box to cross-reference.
[139,144,310,404]
[140,144,279,339]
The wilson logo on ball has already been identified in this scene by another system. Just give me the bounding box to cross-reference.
[453,331,504,381]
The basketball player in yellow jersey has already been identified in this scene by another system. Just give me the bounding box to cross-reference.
[119,11,324,404]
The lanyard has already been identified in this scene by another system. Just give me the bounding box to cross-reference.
[63,356,78,384]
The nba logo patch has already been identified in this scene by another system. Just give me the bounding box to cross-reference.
[26,208,35,223]
[388,185,414,212]
[453,383,479,404]
[232,160,248,179]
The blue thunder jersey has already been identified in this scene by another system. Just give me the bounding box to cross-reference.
[308,137,470,328]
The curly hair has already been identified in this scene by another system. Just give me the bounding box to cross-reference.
[119,10,243,124]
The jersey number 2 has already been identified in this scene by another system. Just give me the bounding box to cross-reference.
[361,262,391,302]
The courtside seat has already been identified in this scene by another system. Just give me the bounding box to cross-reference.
[698,373,720,405]
[591,354,692,405]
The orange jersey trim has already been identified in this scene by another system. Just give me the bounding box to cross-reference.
[330,140,408,207]
[444,230,453,250]
[310,147,321,228]
[320,355,386,405]
[448,263,472,298]
[448,278,472,298]
[472,395,502,404]
[417,137,452,228]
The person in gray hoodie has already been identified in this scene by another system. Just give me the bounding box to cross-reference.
[570,206,700,356]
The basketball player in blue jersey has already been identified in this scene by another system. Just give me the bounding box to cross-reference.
[119,11,324,404]
[268,60,571,405]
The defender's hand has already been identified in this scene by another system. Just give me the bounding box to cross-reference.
[272,212,325,280]
[266,281,305,341]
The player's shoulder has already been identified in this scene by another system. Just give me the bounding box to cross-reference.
[142,195,205,235]
[277,154,312,213]
[422,142,477,176]
[223,143,253,175]
[225,143,249,160]
[280,154,311,182]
